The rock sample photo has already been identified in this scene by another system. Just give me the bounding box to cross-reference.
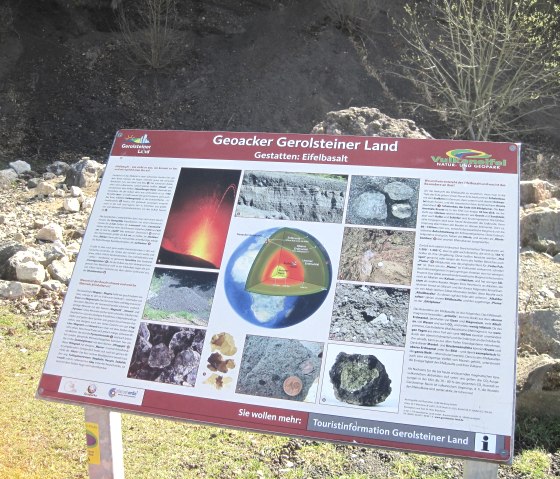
[127,323,205,387]
[329,352,392,406]
[346,176,420,228]
[236,171,347,223]
[143,267,218,326]
[204,332,238,391]
[321,344,403,411]
[236,335,323,402]
[338,228,415,285]
[329,284,410,346]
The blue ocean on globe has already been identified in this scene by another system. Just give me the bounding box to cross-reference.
[224,227,331,328]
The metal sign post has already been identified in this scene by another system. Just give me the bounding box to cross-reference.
[464,459,499,479]
[85,406,125,479]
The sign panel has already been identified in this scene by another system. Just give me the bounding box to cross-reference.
[38,130,520,462]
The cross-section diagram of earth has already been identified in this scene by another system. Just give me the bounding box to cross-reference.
[224,227,332,328]
[246,228,330,296]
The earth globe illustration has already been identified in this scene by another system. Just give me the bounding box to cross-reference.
[224,227,332,328]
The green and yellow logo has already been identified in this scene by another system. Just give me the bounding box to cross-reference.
[432,149,506,168]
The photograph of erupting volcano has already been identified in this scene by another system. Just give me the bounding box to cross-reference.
[157,168,241,269]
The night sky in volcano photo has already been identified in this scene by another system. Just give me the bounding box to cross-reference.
[158,168,241,269]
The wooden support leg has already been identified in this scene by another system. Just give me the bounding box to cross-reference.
[463,460,498,479]
[85,406,125,479]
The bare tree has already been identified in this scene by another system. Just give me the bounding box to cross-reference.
[398,0,560,140]
[118,0,182,69]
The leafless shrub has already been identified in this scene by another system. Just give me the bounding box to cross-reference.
[397,0,560,140]
[118,0,183,69]
[321,0,380,34]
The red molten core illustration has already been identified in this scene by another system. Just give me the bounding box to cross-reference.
[159,168,240,269]
[260,249,304,287]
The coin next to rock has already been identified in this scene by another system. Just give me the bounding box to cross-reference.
[283,376,303,396]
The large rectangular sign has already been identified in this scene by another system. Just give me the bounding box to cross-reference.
[38,130,520,462]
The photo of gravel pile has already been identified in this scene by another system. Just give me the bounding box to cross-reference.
[236,335,323,402]
[127,323,205,387]
[338,228,415,285]
[236,171,347,223]
[346,176,419,228]
[143,268,217,326]
[329,284,410,346]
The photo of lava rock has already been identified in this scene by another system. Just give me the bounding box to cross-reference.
[158,168,241,269]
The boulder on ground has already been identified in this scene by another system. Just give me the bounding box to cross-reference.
[36,223,64,242]
[65,157,104,187]
[312,107,432,139]
[9,160,31,175]
[520,199,560,255]
[520,179,557,206]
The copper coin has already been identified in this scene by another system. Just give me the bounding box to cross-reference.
[283,376,303,396]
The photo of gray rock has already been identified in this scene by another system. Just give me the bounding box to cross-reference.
[236,171,347,223]
[127,323,205,387]
[329,352,392,406]
[346,176,419,228]
[143,268,217,326]
[236,335,323,402]
[329,284,410,347]
[338,228,415,286]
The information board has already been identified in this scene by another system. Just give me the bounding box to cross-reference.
[38,130,520,463]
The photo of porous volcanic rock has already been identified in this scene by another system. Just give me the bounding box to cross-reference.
[236,171,347,223]
[143,268,217,326]
[321,344,403,411]
[127,323,205,387]
[329,284,410,346]
[346,176,420,228]
[236,335,323,402]
[338,228,415,285]
[329,352,392,406]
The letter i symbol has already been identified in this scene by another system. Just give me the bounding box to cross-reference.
[482,435,489,452]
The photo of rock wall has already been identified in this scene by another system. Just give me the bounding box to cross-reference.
[338,228,415,285]
[329,284,410,346]
[346,176,419,228]
[127,323,205,387]
[236,171,347,223]
[236,335,323,402]
[143,268,217,326]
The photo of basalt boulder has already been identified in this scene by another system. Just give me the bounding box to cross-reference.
[329,352,392,406]
[236,171,347,223]
[346,176,419,228]
[338,228,415,285]
[127,323,205,387]
[236,335,323,402]
[330,284,410,346]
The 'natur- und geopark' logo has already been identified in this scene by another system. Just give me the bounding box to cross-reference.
[431,148,507,169]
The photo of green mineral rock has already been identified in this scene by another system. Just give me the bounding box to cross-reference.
[236,335,323,402]
[127,323,205,387]
[329,352,392,406]
[143,267,217,326]
[329,284,410,347]
[346,176,419,228]
[321,344,403,411]
[338,228,415,285]
[236,171,347,223]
